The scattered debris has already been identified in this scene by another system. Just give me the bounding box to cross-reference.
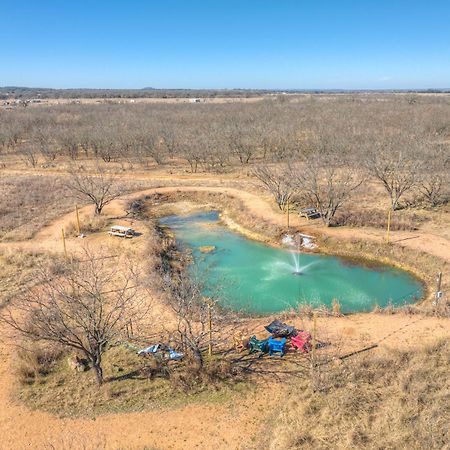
[137,343,184,361]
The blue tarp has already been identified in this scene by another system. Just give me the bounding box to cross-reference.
[137,343,184,361]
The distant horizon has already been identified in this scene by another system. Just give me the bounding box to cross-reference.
[2,85,450,92]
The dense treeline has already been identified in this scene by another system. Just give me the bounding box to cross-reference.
[2,87,450,100]
[1,95,449,219]
[0,87,280,100]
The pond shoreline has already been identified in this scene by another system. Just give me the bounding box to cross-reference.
[217,210,427,303]
[141,194,434,309]
[156,209,425,315]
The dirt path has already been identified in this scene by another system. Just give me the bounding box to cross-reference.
[2,167,449,262]
[4,181,446,263]
[0,177,449,449]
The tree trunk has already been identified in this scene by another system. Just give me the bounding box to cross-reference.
[391,195,400,211]
[93,353,103,385]
[192,347,203,369]
[93,362,103,385]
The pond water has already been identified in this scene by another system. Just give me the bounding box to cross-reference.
[160,211,423,314]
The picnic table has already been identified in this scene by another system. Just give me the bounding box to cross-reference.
[299,207,321,220]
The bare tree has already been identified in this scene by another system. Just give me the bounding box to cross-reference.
[364,135,423,210]
[33,127,58,162]
[225,115,260,164]
[293,154,363,226]
[198,123,230,172]
[67,166,121,214]
[1,249,148,385]
[137,129,166,166]
[159,122,180,157]
[18,145,39,167]
[182,128,204,173]
[161,270,221,368]
[418,144,450,206]
[59,130,80,160]
[253,164,295,211]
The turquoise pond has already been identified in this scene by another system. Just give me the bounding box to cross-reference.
[160,211,424,315]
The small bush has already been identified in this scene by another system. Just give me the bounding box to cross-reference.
[15,345,64,385]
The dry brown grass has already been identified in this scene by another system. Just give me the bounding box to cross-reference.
[15,345,64,386]
[0,249,62,306]
[17,345,247,418]
[0,175,75,240]
[333,209,426,230]
[0,173,164,241]
[266,339,449,450]
[64,215,110,237]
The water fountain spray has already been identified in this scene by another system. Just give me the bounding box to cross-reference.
[291,234,304,276]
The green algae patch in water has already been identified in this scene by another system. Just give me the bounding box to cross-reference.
[160,212,423,315]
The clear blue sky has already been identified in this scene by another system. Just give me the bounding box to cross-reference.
[1,0,449,89]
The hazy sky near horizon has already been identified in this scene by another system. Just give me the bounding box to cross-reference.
[1,0,449,89]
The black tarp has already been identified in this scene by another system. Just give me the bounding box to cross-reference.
[265,319,297,337]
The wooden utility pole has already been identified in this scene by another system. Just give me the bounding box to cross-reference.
[287,198,290,230]
[75,204,81,235]
[311,311,317,365]
[61,228,68,259]
[386,209,392,243]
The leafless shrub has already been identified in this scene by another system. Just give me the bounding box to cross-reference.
[18,145,39,167]
[364,134,423,210]
[253,164,295,210]
[67,165,121,214]
[65,215,109,237]
[292,153,363,226]
[417,143,450,206]
[161,270,217,368]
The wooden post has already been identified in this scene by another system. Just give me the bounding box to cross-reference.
[208,303,212,357]
[126,321,134,339]
[287,198,290,230]
[311,311,317,366]
[61,228,68,259]
[386,209,392,243]
[75,204,81,235]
